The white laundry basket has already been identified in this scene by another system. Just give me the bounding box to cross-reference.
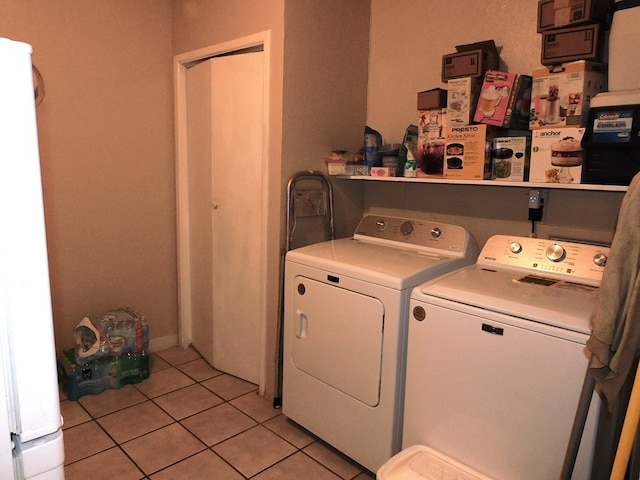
[377,445,493,480]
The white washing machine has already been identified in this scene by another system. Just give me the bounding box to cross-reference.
[282,214,478,472]
[403,234,609,480]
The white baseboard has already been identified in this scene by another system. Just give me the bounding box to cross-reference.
[148,335,179,353]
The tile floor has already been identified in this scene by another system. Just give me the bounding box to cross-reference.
[60,346,375,480]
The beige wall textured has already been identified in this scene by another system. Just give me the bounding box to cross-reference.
[281,0,370,237]
[1,1,177,353]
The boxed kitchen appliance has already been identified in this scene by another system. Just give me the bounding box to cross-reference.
[447,77,482,126]
[541,23,603,65]
[530,61,607,129]
[530,127,585,184]
[417,108,447,176]
[417,88,448,110]
[491,136,529,182]
[473,70,532,130]
[537,0,613,32]
[581,91,640,185]
[443,124,489,180]
[441,40,500,82]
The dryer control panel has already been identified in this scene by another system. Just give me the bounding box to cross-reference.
[353,215,477,257]
[478,234,609,285]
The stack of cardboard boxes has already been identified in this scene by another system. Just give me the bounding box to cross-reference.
[529,0,610,184]
[414,0,611,184]
[418,40,532,182]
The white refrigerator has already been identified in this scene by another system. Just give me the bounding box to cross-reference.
[0,37,65,479]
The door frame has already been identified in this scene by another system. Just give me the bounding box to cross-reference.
[174,31,271,394]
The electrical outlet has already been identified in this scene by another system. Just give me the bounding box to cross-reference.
[529,189,542,209]
[528,189,545,221]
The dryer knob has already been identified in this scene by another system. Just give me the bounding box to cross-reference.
[400,221,415,236]
[509,241,523,254]
[546,244,566,262]
[593,252,607,267]
[430,227,443,238]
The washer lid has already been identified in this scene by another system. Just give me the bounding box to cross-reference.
[286,238,474,290]
[377,445,493,480]
[415,264,599,335]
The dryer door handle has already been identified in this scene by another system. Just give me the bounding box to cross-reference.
[296,309,307,338]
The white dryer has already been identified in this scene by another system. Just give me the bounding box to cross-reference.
[403,234,609,480]
[282,215,478,472]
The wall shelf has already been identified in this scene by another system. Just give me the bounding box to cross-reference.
[336,175,628,192]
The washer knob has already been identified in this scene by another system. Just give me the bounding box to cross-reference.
[509,241,523,254]
[546,244,566,262]
[593,252,607,267]
[375,220,386,231]
[430,227,443,238]
[400,221,415,236]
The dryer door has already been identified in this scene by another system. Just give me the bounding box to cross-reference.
[290,276,384,406]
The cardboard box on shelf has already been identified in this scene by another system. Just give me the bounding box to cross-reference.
[491,136,529,182]
[473,71,532,130]
[443,124,489,180]
[541,23,603,65]
[417,88,448,110]
[530,127,585,184]
[441,40,500,82]
[530,61,607,129]
[370,167,396,177]
[537,0,613,32]
[447,77,482,127]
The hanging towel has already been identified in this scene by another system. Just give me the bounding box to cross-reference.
[587,172,640,411]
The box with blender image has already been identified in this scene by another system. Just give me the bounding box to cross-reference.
[530,61,607,129]
[442,124,490,180]
[529,127,585,184]
[58,349,150,401]
[491,136,530,182]
[473,70,532,130]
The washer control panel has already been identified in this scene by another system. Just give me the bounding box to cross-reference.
[353,215,476,255]
[479,234,609,285]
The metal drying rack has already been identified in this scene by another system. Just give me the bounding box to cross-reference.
[273,171,335,408]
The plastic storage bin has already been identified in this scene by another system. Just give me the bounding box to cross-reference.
[377,445,493,480]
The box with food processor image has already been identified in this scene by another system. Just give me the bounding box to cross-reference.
[529,127,585,184]
[491,136,529,182]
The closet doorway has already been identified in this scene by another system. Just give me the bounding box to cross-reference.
[174,32,270,392]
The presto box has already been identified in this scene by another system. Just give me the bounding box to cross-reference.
[473,71,532,130]
[530,127,585,184]
[443,124,489,180]
[530,61,607,129]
